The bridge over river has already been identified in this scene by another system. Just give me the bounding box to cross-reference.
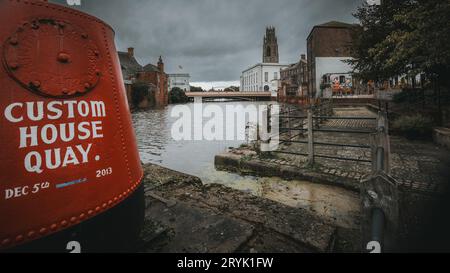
[185,91,272,101]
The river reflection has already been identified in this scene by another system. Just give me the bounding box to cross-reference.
[132,101,360,229]
[132,101,270,186]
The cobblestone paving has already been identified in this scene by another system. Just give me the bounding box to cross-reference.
[275,107,449,195]
[324,107,377,129]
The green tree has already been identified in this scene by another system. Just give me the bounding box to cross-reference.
[190,86,204,92]
[348,0,413,82]
[381,0,450,89]
[169,87,189,104]
[224,86,239,92]
[131,82,152,107]
[349,0,450,89]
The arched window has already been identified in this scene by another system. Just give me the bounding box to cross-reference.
[266,46,271,57]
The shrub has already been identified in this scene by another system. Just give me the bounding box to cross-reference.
[392,90,410,103]
[131,82,152,107]
[392,114,434,139]
[169,87,189,104]
[392,88,423,104]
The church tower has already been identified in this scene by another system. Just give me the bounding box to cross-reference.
[263,26,279,63]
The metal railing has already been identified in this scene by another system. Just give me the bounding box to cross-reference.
[361,110,398,253]
[266,102,399,253]
[269,102,377,165]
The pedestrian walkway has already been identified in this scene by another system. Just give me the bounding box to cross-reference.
[276,106,449,195]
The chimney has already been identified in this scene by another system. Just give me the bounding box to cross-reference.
[157,56,164,72]
[127,47,134,58]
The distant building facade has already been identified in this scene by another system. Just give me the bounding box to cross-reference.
[278,54,309,104]
[240,27,288,97]
[118,47,141,107]
[307,21,356,98]
[168,73,191,92]
[118,47,168,108]
[138,56,168,108]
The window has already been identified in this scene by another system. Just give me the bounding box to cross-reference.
[274,72,278,80]
[265,72,268,82]
[266,46,271,57]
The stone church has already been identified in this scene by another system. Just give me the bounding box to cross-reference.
[240,27,288,96]
[263,26,279,63]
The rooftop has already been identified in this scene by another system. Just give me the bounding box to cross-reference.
[242,62,289,73]
[317,21,356,28]
[307,20,359,40]
[143,63,160,73]
[118,51,143,80]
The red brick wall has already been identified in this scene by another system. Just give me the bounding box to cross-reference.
[125,84,132,108]
[137,71,168,107]
[308,27,353,58]
[307,26,355,97]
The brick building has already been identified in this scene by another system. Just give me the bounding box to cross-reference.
[307,21,357,98]
[138,56,168,108]
[118,47,168,109]
[118,48,141,108]
[278,54,309,105]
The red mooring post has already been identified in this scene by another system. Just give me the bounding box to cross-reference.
[0,0,144,251]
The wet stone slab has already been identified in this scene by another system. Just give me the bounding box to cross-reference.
[138,164,348,253]
[142,198,254,253]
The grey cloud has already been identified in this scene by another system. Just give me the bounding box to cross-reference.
[50,0,362,82]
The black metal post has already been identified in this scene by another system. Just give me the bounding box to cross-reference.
[371,208,385,247]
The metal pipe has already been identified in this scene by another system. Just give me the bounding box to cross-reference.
[314,154,372,163]
[280,140,371,149]
[312,128,376,134]
[314,142,371,149]
[371,208,385,247]
[376,147,384,172]
[279,127,308,131]
[272,150,372,163]
[275,115,307,119]
[312,116,377,120]
[271,150,309,157]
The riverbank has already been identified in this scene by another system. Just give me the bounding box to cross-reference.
[213,106,450,251]
[132,103,450,252]
[138,163,361,253]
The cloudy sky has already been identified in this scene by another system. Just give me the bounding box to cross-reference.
[51,0,362,89]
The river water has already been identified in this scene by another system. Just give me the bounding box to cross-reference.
[132,101,268,190]
[132,101,360,229]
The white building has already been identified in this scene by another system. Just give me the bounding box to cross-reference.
[168,73,190,92]
[240,27,288,97]
[240,63,288,94]
[314,57,353,96]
